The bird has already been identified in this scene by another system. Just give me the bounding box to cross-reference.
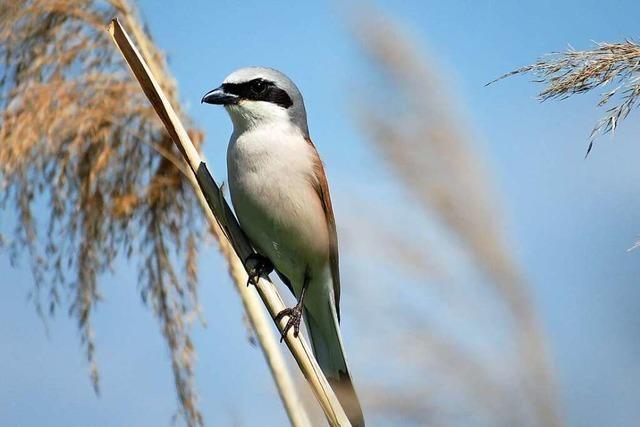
[202,67,364,426]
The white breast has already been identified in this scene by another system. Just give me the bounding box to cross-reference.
[227,123,330,289]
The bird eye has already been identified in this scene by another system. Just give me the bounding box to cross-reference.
[251,80,267,95]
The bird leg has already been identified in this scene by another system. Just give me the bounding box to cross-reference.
[245,253,273,286]
[275,282,308,342]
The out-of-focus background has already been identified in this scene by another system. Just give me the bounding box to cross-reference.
[2,1,639,426]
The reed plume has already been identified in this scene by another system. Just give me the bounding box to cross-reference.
[0,1,203,424]
[489,40,640,155]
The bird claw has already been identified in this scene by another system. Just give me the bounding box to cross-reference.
[275,304,303,342]
[245,253,273,286]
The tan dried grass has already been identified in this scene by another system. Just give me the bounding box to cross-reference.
[489,40,640,155]
[0,1,203,424]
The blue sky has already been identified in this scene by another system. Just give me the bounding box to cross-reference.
[2,1,640,426]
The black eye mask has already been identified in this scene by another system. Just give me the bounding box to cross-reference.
[222,78,293,109]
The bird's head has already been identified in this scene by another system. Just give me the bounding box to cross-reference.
[202,67,308,135]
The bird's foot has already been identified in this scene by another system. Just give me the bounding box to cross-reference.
[274,303,304,342]
[245,253,273,286]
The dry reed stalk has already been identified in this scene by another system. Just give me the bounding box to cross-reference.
[489,40,640,155]
[108,18,348,426]
[107,3,310,425]
[351,11,561,427]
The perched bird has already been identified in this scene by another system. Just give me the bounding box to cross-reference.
[202,67,364,426]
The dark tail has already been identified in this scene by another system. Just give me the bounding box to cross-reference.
[305,306,365,427]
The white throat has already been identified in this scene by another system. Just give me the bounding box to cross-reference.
[225,101,292,135]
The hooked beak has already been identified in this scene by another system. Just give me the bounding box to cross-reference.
[201,86,238,105]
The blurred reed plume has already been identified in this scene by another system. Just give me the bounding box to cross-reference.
[489,40,640,155]
[0,0,204,424]
[349,10,561,427]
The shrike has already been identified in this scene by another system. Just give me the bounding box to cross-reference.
[202,67,364,426]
